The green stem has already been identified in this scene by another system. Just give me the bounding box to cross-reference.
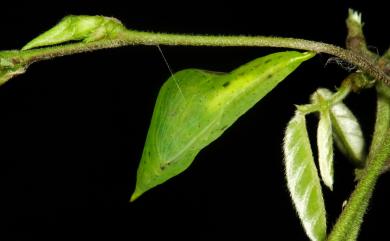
[1,29,389,85]
[297,78,352,115]
[327,87,390,241]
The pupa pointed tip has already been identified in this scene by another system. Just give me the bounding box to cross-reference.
[129,189,143,202]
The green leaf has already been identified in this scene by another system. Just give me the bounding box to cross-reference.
[310,91,334,190]
[22,15,126,50]
[315,88,366,167]
[131,51,314,201]
[283,111,327,241]
[317,109,334,190]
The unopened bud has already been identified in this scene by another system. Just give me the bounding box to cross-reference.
[22,15,126,50]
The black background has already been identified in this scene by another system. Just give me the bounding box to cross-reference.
[1,1,389,240]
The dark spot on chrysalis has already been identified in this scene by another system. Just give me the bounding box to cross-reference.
[264,59,271,64]
[267,74,273,79]
[222,81,230,87]
[203,70,225,75]
[160,161,172,170]
[236,72,245,77]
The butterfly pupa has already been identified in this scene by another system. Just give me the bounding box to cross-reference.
[131,51,315,201]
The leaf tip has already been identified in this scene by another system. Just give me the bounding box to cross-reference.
[324,179,334,191]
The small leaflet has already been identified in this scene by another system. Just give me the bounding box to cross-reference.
[283,111,327,241]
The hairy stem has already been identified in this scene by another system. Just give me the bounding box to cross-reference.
[1,29,389,85]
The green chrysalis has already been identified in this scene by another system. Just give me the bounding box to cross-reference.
[22,15,126,50]
[283,111,327,241]
[131,51,315,201]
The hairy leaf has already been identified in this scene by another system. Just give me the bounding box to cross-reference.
[22,15,126,50]
[315,88,365,167]
[283,111,327,241]
[311,91,334,190]
[131,51,314,201]
[317,109,334,190]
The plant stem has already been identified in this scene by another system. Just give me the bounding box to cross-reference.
[124,31,389,85]
[1,29,389,85]
[327,87,390,241]
[296,77,352,115]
